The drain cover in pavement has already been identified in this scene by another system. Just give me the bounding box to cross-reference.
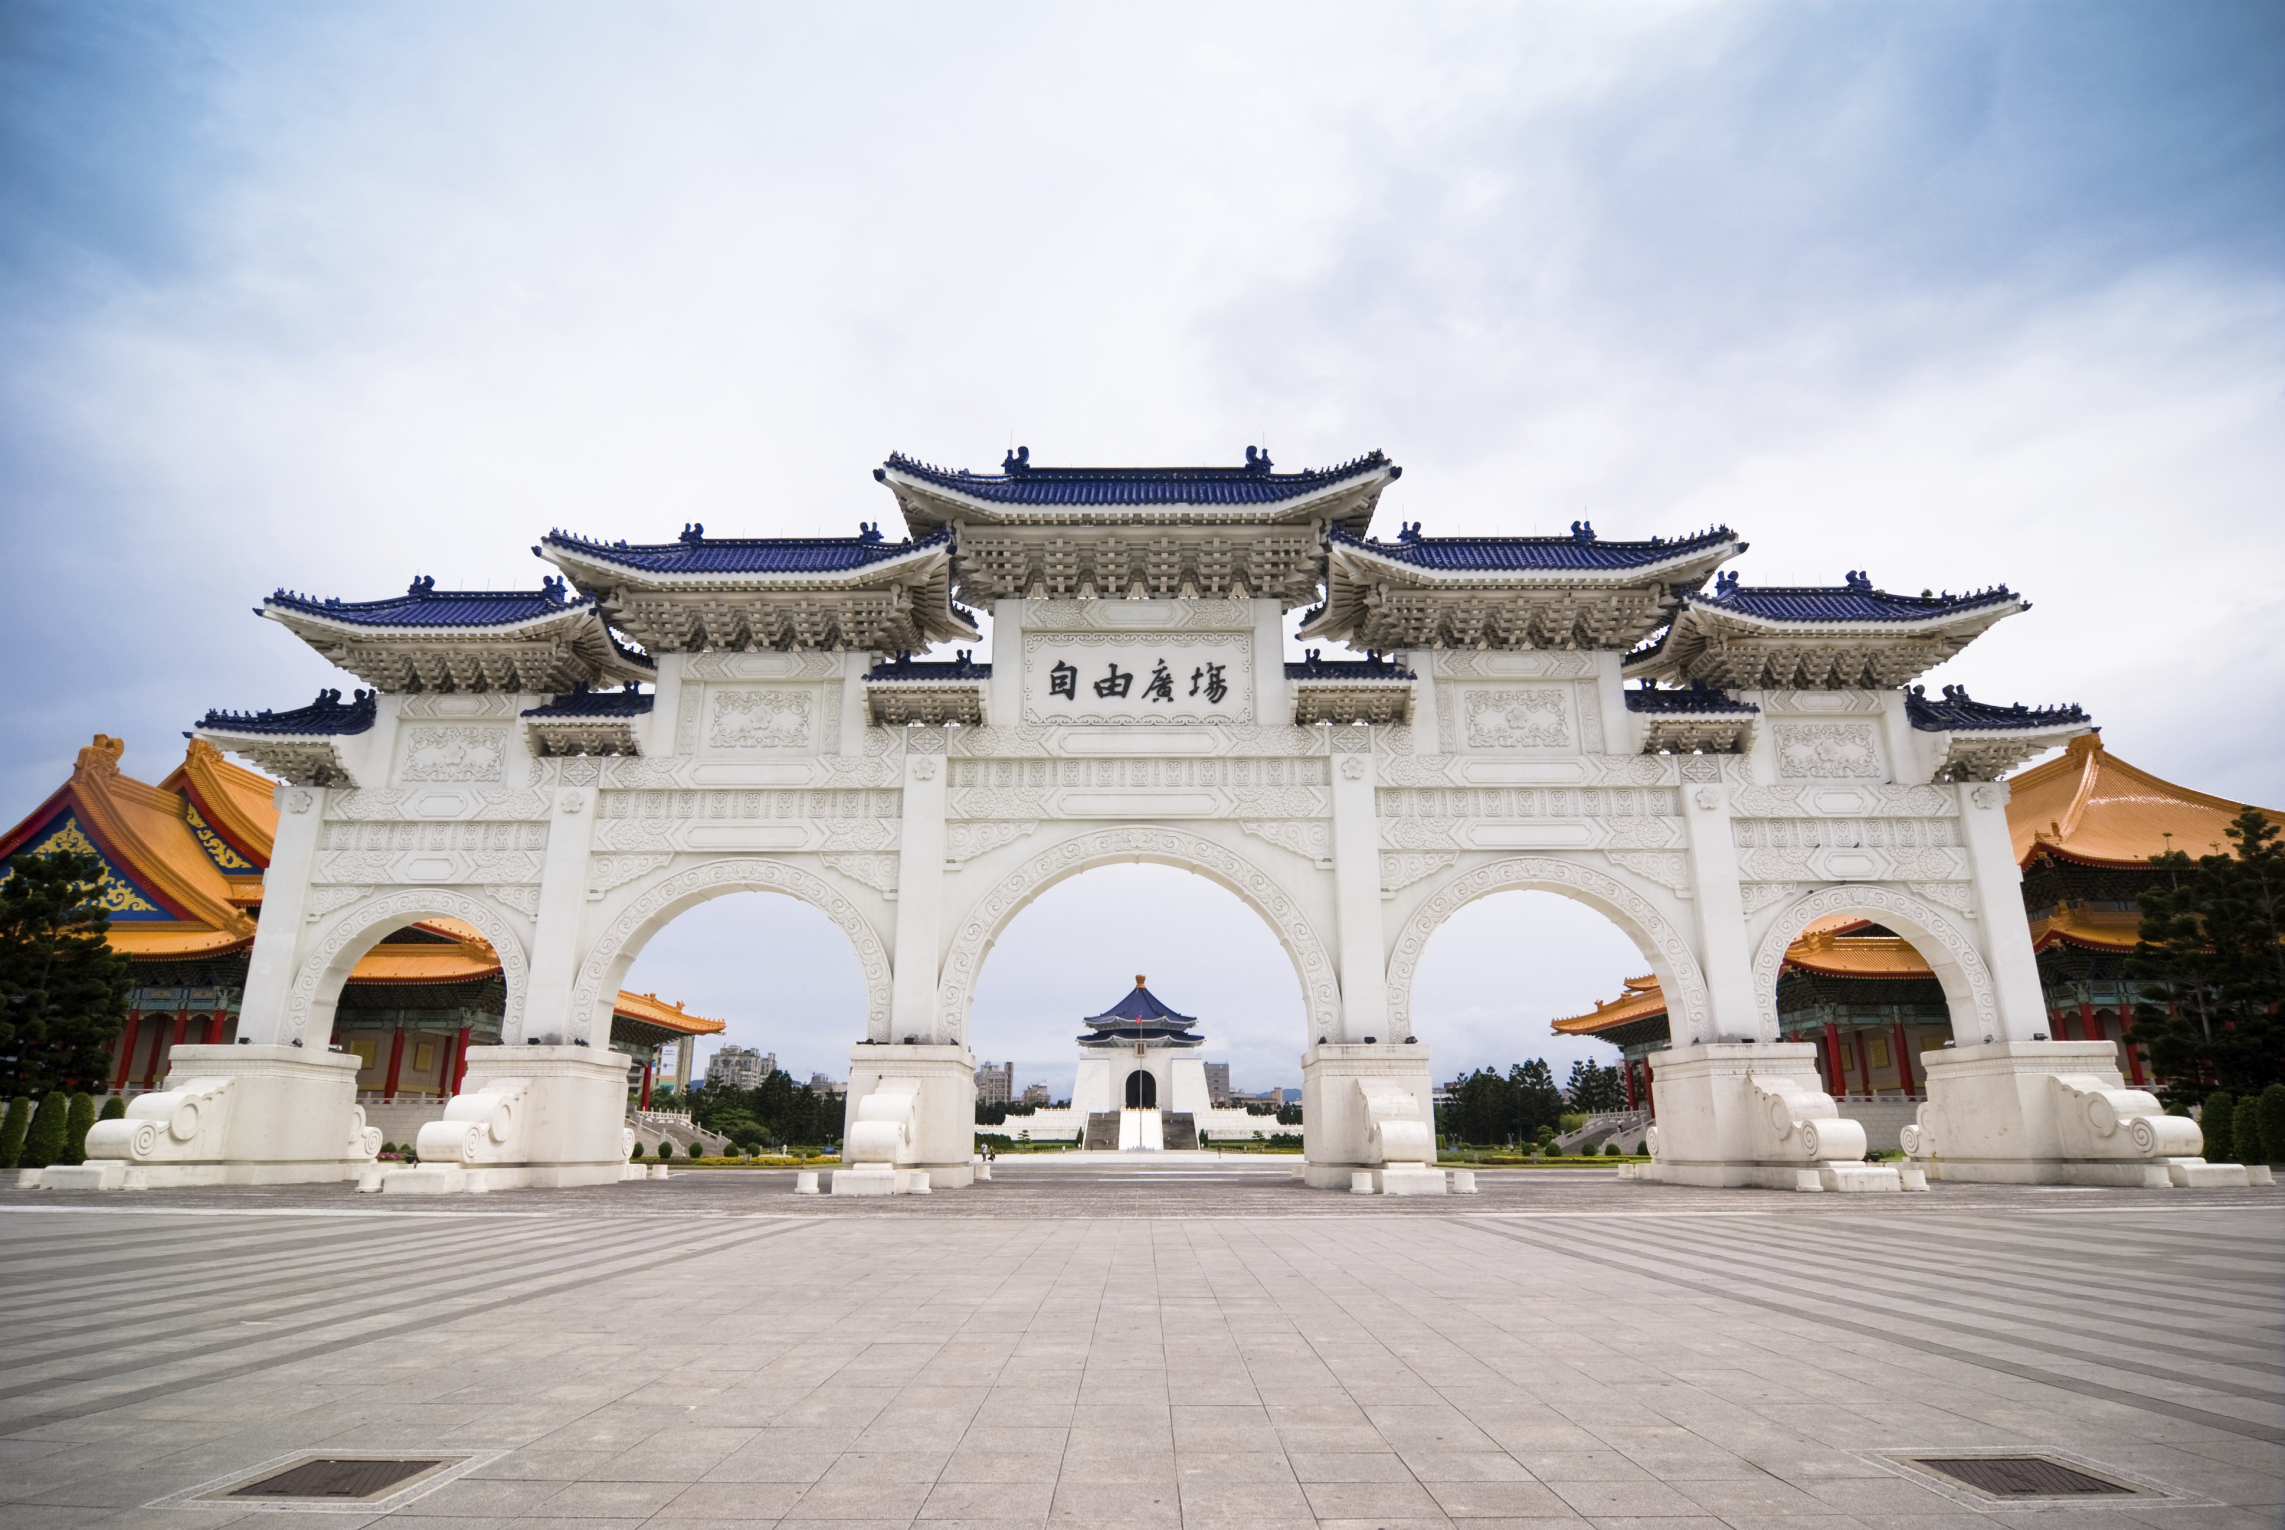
[1912,1457,2137,1498]
[227,1459,444,1500]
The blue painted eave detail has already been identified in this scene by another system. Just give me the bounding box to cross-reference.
[883,449,1396,507]
[1625,683,1758,715]
[1906,685,2089,733]
[1329,523,1738,572]
[265,576,587,628]
[867,652,992,681]
[543,525,950,575]
[1285,650,1416,681]
[1688,573,2020,623]
[521,686,655,719]
[199,688,378,737]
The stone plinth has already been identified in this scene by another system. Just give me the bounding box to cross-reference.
[1300,1042,1439,1191]
[1906,1040,2220,1185]
[1640,1041,1900,1192]
[842,1044,975,1190]
[81,1043,379,1186]
[400,1045,639,1192]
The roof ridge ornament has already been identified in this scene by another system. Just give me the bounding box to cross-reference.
[858,521,884,543]
[1571,520,1596,543]
[1002,445,1031,473]
[407,574,436,597]
[1713,569,1740,600]
[1244,446,1273,474]
[1845,569,1874,592]
[679,523,705,544]
[1396,520,1422,544]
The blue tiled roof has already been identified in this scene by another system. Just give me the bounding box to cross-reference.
[1286,649,1416,681]
[1625,682,1758,716]
[1084,980,1198,1028]
[866,651,991,681]
[1906,685,2089,732]
[881,447,1397,507]
[541,525,949,576]
[1687,570,2020,622]
[265,576,587,628]
[198,689,377,737]
[1329,523,1739,572]
[521,686,655,719]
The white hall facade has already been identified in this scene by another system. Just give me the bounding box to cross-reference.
[83,446,2221,1193]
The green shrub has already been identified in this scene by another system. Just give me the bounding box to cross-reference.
[21,1092,68,1169]
[1544,1141,1564,1157]
[2202,1091,2236,1161]
[0,1097,29,1169]
[657,1141,675,1160]
[99,1095,125,1121]
[1558,1112,1588,1136]
[2232,1098,2262,1166]
[629,1141,645,1160]
[63,1094,96,1165]
[2259,1084,2285,1164]
[1604,1142,1621,1156]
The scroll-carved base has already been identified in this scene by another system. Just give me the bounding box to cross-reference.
[843,1045,975,1190]
[79,1044,377,1187]
[1906,1041,2238,1185]
[1300,1043,1440,1192]
[1638,1042,1902,1192]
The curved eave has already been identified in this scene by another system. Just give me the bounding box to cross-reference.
[261,599,607,641]
[1671,596,2022,640]
[541,537,956,594]
[881,463,1396,530]
[116,926,257,959]
[163,745,278,867]
[1324,536,1738,590]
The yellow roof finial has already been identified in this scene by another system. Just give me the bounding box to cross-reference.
[1136,973,1147,987]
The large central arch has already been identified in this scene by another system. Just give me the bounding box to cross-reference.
[1384,856,1715,1041]
[287,888,531,1046]
[934,824,1342,1043]
[569,858,894,1044]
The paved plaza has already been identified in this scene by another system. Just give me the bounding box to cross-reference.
[1,1167,2277,1530]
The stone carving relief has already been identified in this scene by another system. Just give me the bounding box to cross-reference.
[400,694,517,719]
[488,883,542,917]
[1751,884,1998,1040]
[1909,881,1978,919]
[911,758,938,780]
[587,854,673,899]
[1379,851,1458,896]
[571,860,891,1042]
[1760,691,1885,713]
[303,884,372,921]
[1972,783,2009,810]
[709,689,812,749]
[687,651,841,680]
[1465,689,1571,749]
[938,827,1341,1040]
[290,889,527,1044]
[1730,784,1952,819]
[944,820,1041,867]
[823,854,903,897]
[1773,722,1881,780]
[1241,820,1333,867]
[1738,881,1799,917]
[1434,651,1596,678]
[1605,851,1693,897]
[1341,757,1368,780]
[1386,858,1712,1039]
[402,727,509,783]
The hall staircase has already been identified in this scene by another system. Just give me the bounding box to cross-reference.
[1161,1113,1198,1150]
[1083,1112,1120,1150]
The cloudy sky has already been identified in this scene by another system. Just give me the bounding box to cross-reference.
[4,2,2279,1094]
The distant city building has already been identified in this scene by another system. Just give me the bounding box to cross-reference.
[977,1061,1014,1106]
[1021,1082,1051,1106]
[808,1072,847,1096]
[707,1047,774,1090]
[1203,1062,1230,1105]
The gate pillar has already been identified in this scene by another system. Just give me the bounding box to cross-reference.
[1300,1042,1442,1193]
[842,1043,976,1190]
[1639,1042,1903,1192]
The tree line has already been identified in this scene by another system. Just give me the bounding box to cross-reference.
[2130,808,2284,1109]
[1435,1058,1627,1148]
[679,1070,842,1151]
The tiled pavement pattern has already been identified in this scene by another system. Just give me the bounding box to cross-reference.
[0,1171,2277,1530]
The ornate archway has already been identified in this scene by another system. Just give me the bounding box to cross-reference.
[1385,856,1716,1041]
[289,888,531,1046]
[568,858,894,1044]
[1751,883,1999,1042]
[934,824,1341,1043]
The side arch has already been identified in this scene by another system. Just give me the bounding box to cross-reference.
[936,825,1341,1043]
[289,888,530,1045]
[1751,884,1999,1042]
[1386,857,1715,1040]
[569,858,893,1044]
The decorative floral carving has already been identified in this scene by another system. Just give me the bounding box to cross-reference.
[488,884,542,917]
[944,819,1040,866]
[288,790,314,815]
[823,854,903,896]
[558,790,587,815]
[1971,782,2008,810]
[1909,881,1978,919]
[1341,757,1368,781]
[1774,722,1880,780]
[937,827,1340,1040]
[291,889,527,1043]
[709,689,811,749]
[402,727,509,783]
[1751,884,1999,1039]
[1240,820,1333,866]
[1605,851,1692,896]
[588,854,672,898]
[1738,881,1799,917]
[303,884,372,921]
[571,859,891,1042]
[1678,756,1721,784]
[1379,851,1457,896]
[1694,786,1722,811]
[1465,689,1570,749]
[910,758,938,781]
[904,729,948,755]
[1387,858,1712,1038]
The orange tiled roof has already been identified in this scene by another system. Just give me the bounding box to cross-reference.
[160,739,277,876]
[2009,732,2280,868]
[611,990,728,1036]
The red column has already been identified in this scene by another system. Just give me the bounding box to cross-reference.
[2077,1001,2100,1046]
[640,1060,654,1112]
[141,1021,170,1085]
[453,1026,471,1093]
[165,1013,189,1081]
[1894,1022,1916,1100]
[1822,1022,1846,1096]
[383,1028,406,1102]
[114,1012,141,1091]
[2123,1011,2148,1086]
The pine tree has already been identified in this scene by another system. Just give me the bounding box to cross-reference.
[2201,1091,2236,1161]
[2128,810,2285,1110]
[2257,1083,2285,1165]
[2231,1097,2263,1167]
[0,850,135,1095]
[0,1096,28,1169]
[62,1093,95,1166]
[21,1090,67,1168]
